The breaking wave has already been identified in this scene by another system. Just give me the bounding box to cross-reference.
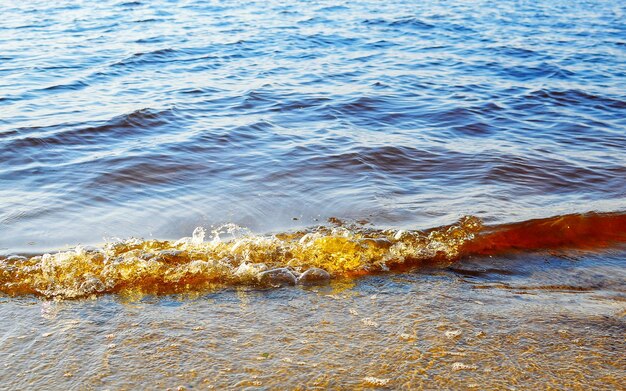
[1,212,624,298]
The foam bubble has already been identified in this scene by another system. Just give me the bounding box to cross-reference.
[2,212,623,298]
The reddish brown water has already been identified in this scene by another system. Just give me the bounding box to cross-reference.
[463,212,626,255]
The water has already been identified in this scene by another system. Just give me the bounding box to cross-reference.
[1,0,625,388]
[2,0,625,252]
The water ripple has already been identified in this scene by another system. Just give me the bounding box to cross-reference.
[0,0,624,251]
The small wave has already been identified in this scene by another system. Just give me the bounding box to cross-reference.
[118,1,142,6]
[133,18,163,24]
[482,61,574,81]
[302,33,359,49]
[317,5,349,12]
[1,212,624,299]
[389,17,435,30]
[364,17,435,30]
[527,89,626,109]
[7,107,178,148]
[86,156,207,190]
[134,36,166,44]
[38,79,89,92]
[489,46,540,59]
[111,48,180,67]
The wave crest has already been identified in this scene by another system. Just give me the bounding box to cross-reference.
[0,217,482,298]
[2,212,625,299]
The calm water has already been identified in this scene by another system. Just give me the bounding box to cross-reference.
[1,0,625,389]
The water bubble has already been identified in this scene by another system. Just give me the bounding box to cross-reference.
[451,362,478,371]
[192,227,206,244]
[364,376,390,386]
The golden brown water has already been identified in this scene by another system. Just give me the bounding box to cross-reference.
[1,257,624,390]
[1,213,625,389]
[2,212,624,299]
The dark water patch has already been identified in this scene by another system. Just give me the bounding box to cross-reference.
[32,64,86,72]
[3,108,179,151]
[301,146,466,179]
[234,90,279,112]
[364,17,435,30]
[10,23,53,30]
[327,94,423,128]
[389,17,436,30]
[270,96,331,113]
[133,18,163,24]
[64,22,121,34]
[489,45,542,59]
[420,106,477,127]
[482,61,575,81]
[528,89,626,109]
[111,48,181,67]
[448,266,520,278]
[481,155,622,194]
[301,33,361,49]
[88,158,208,189]
[177,87,223,96]
[297,16,334,26]
[363,39,398,49]
[38,79,89,92]
[334,96,389,114]
[0,129,19,138]
[317,5,349,13]
[471,283,601,293]
[450,121,495,137]
[134,36,166,44]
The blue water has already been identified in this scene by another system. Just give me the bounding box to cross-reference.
[1,0,625,253]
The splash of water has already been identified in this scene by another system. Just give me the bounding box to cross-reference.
[1,212,624,298]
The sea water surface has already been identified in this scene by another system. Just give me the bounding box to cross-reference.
[1,0,625,389]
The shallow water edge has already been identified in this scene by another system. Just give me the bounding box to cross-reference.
[2,211,624,299]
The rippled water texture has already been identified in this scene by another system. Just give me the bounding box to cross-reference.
[1,0,625,389]
[1,0,625,252]
[1,250,625,389]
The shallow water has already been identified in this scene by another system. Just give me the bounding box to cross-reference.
[1,0,625,388]
[1,250,625,389]
[2,212,625,298]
